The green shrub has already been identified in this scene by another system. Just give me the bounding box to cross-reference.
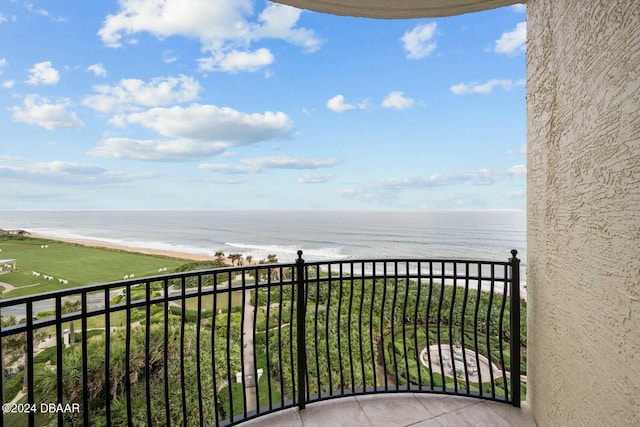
[36,310,55,318]
[168,306,213,323]
[217,382,244,419]
[4,371,24,401]
[73,329,104,343]
[130,308,146,322]
[174,261,226,273]
[110,294,123,305]
[34,346,58,365]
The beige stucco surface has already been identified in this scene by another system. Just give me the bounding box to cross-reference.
[527,0,640,425]
[273,0,520,18]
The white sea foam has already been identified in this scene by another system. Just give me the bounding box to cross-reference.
[28,228,216,257]
[224,242,349,262]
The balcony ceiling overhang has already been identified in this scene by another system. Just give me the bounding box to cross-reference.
[272,0,523,18]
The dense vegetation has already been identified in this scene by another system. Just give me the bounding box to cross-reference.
[256,277,526,406]
[0,236,526,425]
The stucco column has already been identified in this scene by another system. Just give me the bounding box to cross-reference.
[526,0,640,425]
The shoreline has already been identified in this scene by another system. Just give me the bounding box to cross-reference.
[28,232,231,264]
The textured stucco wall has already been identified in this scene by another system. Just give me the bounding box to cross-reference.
[527,0,640,426]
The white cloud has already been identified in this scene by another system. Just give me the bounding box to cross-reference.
[507,144,527,155]
[326,94,369,113]
[327,94,353,112]
[200,156,341,174]
[87,63,107,77]
[450,78,524,95]
[11,94,84,130]
[298,173,334,184]
[0,12,17,24]
[198,48,274,73]
[198,163,247,174]
[98,0,320,73]
[511,4,527,13]
[506,190,526,198]
[0,159,152,185]
[495,22,526,55]
[163,50,178,63]
[90,104,293,161]
[90,137,228,161]
[0,161,96,179]
[243,156,340,170]
[24,2,62,20]
[25,61,60,85]
[98,0,251,48]
[505,164,526,176]
[31,161,104,176]
[0,59,9,88]
[83,75,201,112]
[381,91,415,110]
[401,22,437,59]
[123,105,292,142]
[251,3,322,53]
[340,165,526,203]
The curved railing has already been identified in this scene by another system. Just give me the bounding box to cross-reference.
[0,251,522,426]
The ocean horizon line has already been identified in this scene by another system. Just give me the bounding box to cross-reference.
[0,208,526,213]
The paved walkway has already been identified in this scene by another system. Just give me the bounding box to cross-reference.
[242,289,257,411]
[0,280,17,293]
[241,393,537,427]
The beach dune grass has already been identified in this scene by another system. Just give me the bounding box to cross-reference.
[0,236,191,298]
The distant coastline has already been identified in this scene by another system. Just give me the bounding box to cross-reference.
[1,210,526,267]
[27,232,231,264]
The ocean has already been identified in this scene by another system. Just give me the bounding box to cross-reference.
[1,209,526,267]
[0,210,527,317]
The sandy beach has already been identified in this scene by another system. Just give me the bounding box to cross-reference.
[28,232,232,264]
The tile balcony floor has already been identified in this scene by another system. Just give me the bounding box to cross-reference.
[241,394,537,427]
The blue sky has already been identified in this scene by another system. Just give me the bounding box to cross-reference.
[0,1,526,210]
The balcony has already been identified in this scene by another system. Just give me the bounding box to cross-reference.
[240,393,536,427]
[0,251,528,426]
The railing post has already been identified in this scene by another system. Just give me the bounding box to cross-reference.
[295,250,307,411]
[509,249,521,407]
[26,303,35,427]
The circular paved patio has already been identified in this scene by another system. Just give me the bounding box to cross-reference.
[420,344,503,382]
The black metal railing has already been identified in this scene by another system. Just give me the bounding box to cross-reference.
[0,250,522,426]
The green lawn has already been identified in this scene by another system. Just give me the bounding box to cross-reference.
[0,236,190,298]
[180,292,244,313]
